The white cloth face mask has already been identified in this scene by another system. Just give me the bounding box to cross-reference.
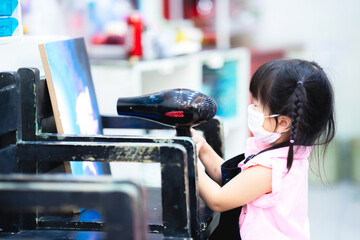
[248,105,281,144]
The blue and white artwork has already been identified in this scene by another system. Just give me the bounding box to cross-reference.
[40,38,110,176]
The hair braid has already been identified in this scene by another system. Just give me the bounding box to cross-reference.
[287,81,306,170]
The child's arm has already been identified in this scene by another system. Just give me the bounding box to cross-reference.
[191,129,224,184]
[197,163,272,212]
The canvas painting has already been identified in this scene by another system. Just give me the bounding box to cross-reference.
[39,38,110,176]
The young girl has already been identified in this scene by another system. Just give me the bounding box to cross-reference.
[193,59,335,239]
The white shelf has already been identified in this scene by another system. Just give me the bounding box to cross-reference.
[90,48,251,158]
[0,35,69,75]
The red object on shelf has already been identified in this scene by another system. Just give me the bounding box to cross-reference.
[163,0,170,19]
[183,0,198,19]
[250,49,285,79]
[249,49,286,104]
[127,13,143,57]
[163,0,198,20]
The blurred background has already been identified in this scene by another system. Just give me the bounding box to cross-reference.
[1,0,360,239]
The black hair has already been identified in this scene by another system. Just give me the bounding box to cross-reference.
[250,58,335,171]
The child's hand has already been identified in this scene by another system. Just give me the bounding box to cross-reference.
[191,128,207,157]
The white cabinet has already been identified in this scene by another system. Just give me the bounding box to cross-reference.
[90,54,203,116]
[91,47,251,157]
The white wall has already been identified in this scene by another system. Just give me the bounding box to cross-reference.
[253,0,360,140]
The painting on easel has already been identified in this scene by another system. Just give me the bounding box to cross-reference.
[39,38,111,176]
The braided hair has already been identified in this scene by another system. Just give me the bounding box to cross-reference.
[250,59,335,171]
[287,79,306,169]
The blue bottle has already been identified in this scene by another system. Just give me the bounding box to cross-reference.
[0,0,18,17]
[0,0,19,37]
[0,17,18,37]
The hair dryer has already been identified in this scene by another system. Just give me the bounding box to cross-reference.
[117,89,217,136]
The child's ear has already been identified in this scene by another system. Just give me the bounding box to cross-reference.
[277,116,292,133]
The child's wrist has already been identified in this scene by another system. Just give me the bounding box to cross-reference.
[198,141,210,159]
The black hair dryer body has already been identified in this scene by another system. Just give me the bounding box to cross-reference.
[117,89,217,137]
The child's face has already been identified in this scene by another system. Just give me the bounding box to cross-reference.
[252,99,278,133]
[251,99,291,145]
